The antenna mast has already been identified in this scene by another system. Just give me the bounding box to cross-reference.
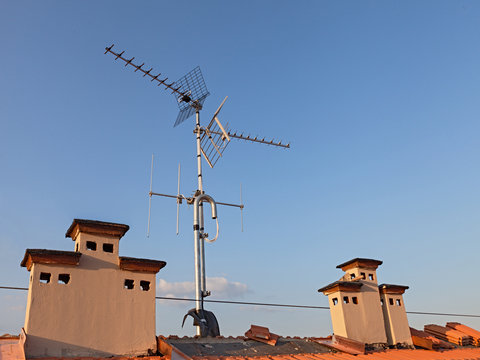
[105,44,289,337]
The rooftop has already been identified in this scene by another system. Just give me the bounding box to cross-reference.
[160,336,331,358]
[3,323,480,360]
[158,336,480,360]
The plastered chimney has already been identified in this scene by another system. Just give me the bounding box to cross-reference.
[21,219,166,358]
[319,258,413,348]
[378,284,413,347]
[319,258,387,346]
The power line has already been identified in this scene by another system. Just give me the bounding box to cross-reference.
[2,285,479,318]
[157,296,480,318]
[406,311,480,318]
[0,286,28,291]
[155,296,330,310]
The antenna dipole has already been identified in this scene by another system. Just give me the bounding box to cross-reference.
[104,44,191,101]
[217,130,290,149]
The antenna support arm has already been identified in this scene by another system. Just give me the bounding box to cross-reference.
[194,194,217,219]
[194,194,218,242]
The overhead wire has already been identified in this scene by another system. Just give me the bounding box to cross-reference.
[0,286,28,291]
[2,286,480,318]
[155,296,329,310]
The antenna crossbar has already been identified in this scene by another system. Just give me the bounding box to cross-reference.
[104,44,189,100]
[150,192,243,209]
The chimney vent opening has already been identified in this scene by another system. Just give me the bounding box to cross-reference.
[86,241,97,251]
[140,280,150,291]
[39,272,51,284]
[103,243,114,253]
[124,279,134,290]
[58,274,70,284]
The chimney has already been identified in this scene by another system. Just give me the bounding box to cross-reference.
[318,258,387,347]
[22,219,165,358]
[379,284,413,347]
[319,258,414,349]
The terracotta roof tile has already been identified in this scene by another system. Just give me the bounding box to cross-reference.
[446,323,480,346]
[187,349,480,360]
[163,337,331,358]
[311,335,364,355]
[245,325,279,346]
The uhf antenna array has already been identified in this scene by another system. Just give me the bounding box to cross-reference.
[105,44,290,337]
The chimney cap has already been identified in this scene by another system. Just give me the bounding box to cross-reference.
[65,219,130,240]
[318,281,363,294]
[119,256,166,274]
[21,249,81,270]
[336,258,383,271]
[378,283,409,294]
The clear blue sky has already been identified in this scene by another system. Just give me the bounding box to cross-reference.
[1,1,480,337]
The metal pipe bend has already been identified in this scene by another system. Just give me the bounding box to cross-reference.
[193,194,219,242]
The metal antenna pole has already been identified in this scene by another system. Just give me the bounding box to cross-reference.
[240,183,244,232]
[197,116,207,316]
[196,110,204,193]
[194,109,205,335]
[147,154,154,237]
[176,163,181,235]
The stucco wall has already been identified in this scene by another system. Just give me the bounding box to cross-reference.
[380,293,413,346]
[327,293,347,337]
[341,268,378,283]
[326,265,387,345]
[328,286,387,344]
[74,233,120,262]
[24,233,157,358]
[357,281,387,344]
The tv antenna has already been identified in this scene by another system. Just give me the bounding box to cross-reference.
[105,44,290,337]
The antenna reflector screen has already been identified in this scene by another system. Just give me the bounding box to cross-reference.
[173,66,210,127]
[200,115,231,168]
[174,95,208,127]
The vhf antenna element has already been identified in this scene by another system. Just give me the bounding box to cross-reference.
[104,44,290,337]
